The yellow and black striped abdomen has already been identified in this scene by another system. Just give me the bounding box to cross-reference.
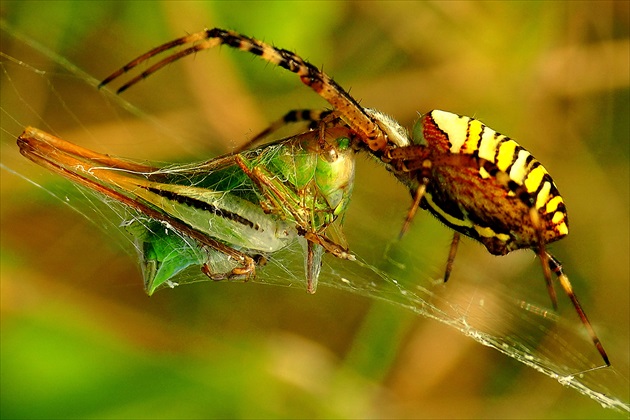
[414,110,568,255]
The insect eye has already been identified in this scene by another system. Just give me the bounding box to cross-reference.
[411,118,428,146]
[336,137,351,150]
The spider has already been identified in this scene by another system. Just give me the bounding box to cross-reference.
[99,28,609,366]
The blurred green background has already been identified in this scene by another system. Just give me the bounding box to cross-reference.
[1,1,628,418]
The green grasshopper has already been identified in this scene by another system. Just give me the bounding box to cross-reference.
[17,122,355,295]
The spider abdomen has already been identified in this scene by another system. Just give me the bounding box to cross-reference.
[416,110,569,254]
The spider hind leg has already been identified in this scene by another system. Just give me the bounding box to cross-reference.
[443,232,461,282]
[545,252,610,366]
[528,206,559,310]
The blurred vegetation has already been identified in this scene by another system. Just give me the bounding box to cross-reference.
[1,1,628,418]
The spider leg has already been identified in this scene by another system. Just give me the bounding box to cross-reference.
[100,28,386,151]
[399,180,427,238]
[385,144,428,168]
[457,150,607,365]
[444,232,461,282]
[384,145,434,237]
[99,30,213,87]
[236,109,333,152]
[529,207,558,310]
[392,148,609,365]
[546,252,610,366]
[392,153,460,282]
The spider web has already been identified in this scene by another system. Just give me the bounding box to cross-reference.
[2,20,628,413]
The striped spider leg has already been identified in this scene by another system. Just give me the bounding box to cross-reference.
[236,109,334,152]
[17,121,356,295]
[99,28,412,154]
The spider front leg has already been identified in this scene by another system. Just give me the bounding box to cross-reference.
[99,28,388,152]
[384,144,433,236]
